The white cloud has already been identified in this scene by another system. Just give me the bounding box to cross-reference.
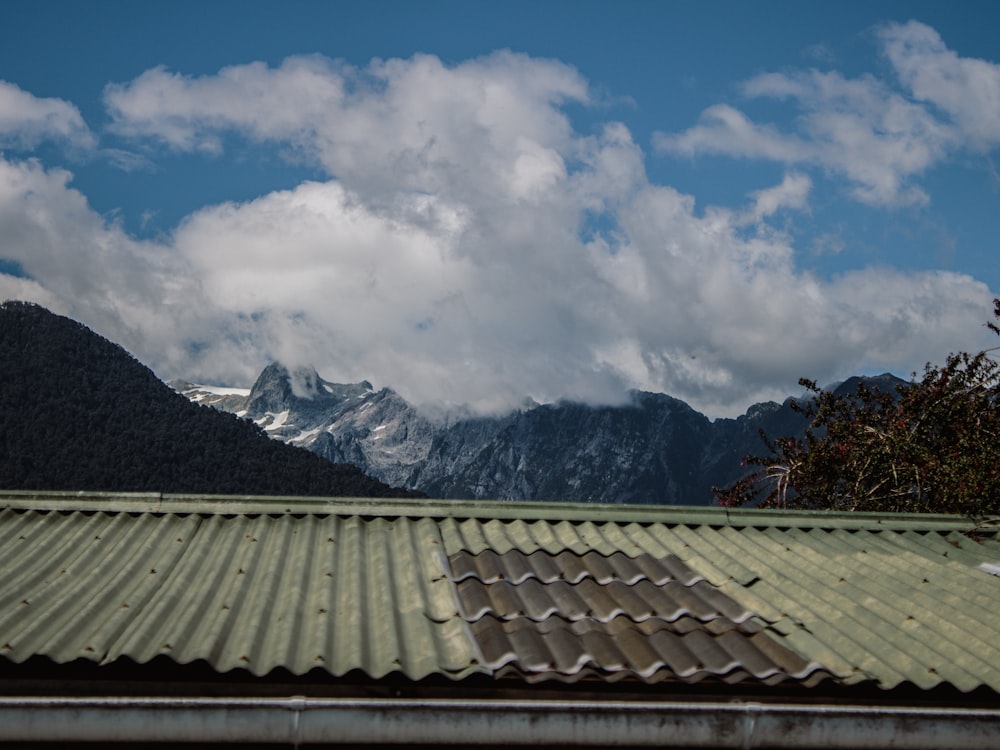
[654,21,1000,208]
[0,274,65,313]
[655,69,951,207]
[167,122,644,410]
[0,80,95,150]
[0,156,210,369]
[654,103,810,163]
[3,51,997,418]
[167,162,992,416]
[746,172,811,223]
[104,52,589,207]
[881,20,1000,150]
[104,57,347,154]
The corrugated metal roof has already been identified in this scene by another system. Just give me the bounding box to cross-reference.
[1,492,999,695]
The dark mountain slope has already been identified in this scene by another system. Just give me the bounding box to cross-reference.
[414,392,716,504]
[0,301,419,497]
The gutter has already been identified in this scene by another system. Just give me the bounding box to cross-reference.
[1,697,999,748]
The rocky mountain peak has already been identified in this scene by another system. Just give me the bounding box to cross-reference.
[245,362,296,414]
[244,362,376,426]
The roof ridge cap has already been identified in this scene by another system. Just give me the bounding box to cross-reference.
[0,491,989,532]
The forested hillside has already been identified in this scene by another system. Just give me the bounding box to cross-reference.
[0,301,420,497]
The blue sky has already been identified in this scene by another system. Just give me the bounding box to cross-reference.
[1,1,999,416]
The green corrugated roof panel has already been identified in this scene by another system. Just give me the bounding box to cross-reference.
[0,508,483,681]
[0,492,999,694]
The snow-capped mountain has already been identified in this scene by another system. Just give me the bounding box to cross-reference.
[174,363,438,490]
[174,362,810,505]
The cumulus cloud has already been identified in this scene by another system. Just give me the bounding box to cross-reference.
[104,52,588,206]
[0,80,95,150]
[881,20,1000,151]
[655,71,951,207]
[3,51,997,418]
[0,156,213,366]
[654,21,1000,208]
[166,122,645,410]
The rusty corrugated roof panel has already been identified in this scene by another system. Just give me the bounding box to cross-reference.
[448,552,751,626]
[448,549,827,686]
[447,549,704,586]
[1,492,999,695]
[477,618,826,685]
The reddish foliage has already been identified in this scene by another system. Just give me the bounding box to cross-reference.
[715,300,1000,516]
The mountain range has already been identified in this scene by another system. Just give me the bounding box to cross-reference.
[176,362,850,505]
[2,300,900,506]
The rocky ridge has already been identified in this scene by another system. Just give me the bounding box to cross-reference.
[176,363,838,505]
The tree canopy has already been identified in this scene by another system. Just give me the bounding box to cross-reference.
[715,300,1000,516]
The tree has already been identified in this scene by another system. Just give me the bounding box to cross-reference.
[715,300,1000,516]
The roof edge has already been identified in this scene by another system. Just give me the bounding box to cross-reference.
[0,490,995,532]
[2,696,1000,747]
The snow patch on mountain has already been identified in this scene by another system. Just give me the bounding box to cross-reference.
[258,410,289,431]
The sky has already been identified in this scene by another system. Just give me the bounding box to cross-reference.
[2,1,1000,417]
